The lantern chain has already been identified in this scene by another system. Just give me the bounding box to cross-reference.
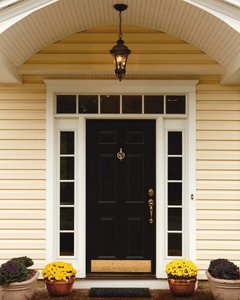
[118,10,122,40]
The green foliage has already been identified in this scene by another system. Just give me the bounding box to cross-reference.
[0,256,34,284]
[10,257,33,268]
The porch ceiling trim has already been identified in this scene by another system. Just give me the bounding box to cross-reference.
[0,0,240,84]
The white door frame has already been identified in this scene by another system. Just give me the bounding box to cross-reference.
[45,80,197,281]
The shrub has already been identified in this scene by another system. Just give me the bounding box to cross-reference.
[208,259,240,280]
[0,256,34,284]
[10,257,33,268]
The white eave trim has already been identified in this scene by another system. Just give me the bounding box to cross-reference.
[222,0,240,9]
[0,0,22,11]
[0,0,58,33]
[185,0,240,31]
[0,52,22,84]
[44,80,199,94]
[222,52,240,84]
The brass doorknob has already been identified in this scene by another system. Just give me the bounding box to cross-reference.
[148,188,154,197]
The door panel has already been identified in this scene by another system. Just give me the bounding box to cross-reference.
[98,154,116,203]
[126,217,144,257]
[98,216,116,257]
[86,120,156,274]
[124,154,144,203]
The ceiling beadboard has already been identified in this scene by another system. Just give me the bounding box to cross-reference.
[17,25,224,78]
[0,0,238,77]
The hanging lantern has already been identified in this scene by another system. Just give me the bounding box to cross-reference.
[110,4,131,81]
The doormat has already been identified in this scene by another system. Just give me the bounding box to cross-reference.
[89,287,151,297]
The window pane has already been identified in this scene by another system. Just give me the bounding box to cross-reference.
[168,183,182,205]
[168,208,182,231]
[60,157,74,180]
[168,233,182,256]
[144,95,164,114]
[122,95,142,114]
[166,95,185,114]
[60,182,74,205]
[56,95,76,113]
[168,132,182,155]
[79,95,98,113]
[60,233,74,256]
[100,95,120,113]
[168,157,182,180]
[60,208,74,230]
[60,132,74,155]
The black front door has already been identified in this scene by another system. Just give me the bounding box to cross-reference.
[86,120,156,274]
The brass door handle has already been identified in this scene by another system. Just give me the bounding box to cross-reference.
[148,199,154,224]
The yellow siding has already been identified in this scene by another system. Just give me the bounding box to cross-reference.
[0,83,46,270]
[0,25,240,280]
[196,83,240,279]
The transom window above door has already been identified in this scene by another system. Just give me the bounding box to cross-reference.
[56,94,186,115]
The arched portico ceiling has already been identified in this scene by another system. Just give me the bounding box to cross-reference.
[0,0,240,84]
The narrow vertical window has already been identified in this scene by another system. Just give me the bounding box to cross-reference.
[59,131,75,256]
[167,131,183,256]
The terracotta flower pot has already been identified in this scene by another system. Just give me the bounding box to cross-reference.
[167,277,196,297]
[0,270,39,300]
[206,270,240,300]
[45,276,75,296]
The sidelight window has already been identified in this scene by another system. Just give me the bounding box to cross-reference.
[59,131,75,256]
[167,131,183,257]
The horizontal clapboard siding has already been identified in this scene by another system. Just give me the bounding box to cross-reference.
[0,23,240,279]
[196,82,240,279]
[0,83,46,270]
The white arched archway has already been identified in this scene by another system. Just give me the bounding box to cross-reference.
[0,0,240,83]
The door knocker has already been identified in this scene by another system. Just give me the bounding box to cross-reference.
[117,148,125,161]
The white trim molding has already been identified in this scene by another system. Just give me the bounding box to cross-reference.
[45,80,199,94]
[0,52,22,84]
[45,80,197,286]
[0,0,58,30]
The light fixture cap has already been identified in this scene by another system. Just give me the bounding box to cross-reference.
[113,4,128,12]
[109,38,131,56]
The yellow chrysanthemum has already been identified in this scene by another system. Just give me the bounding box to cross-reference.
[41,261,77,281]
[165,259,198,279]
